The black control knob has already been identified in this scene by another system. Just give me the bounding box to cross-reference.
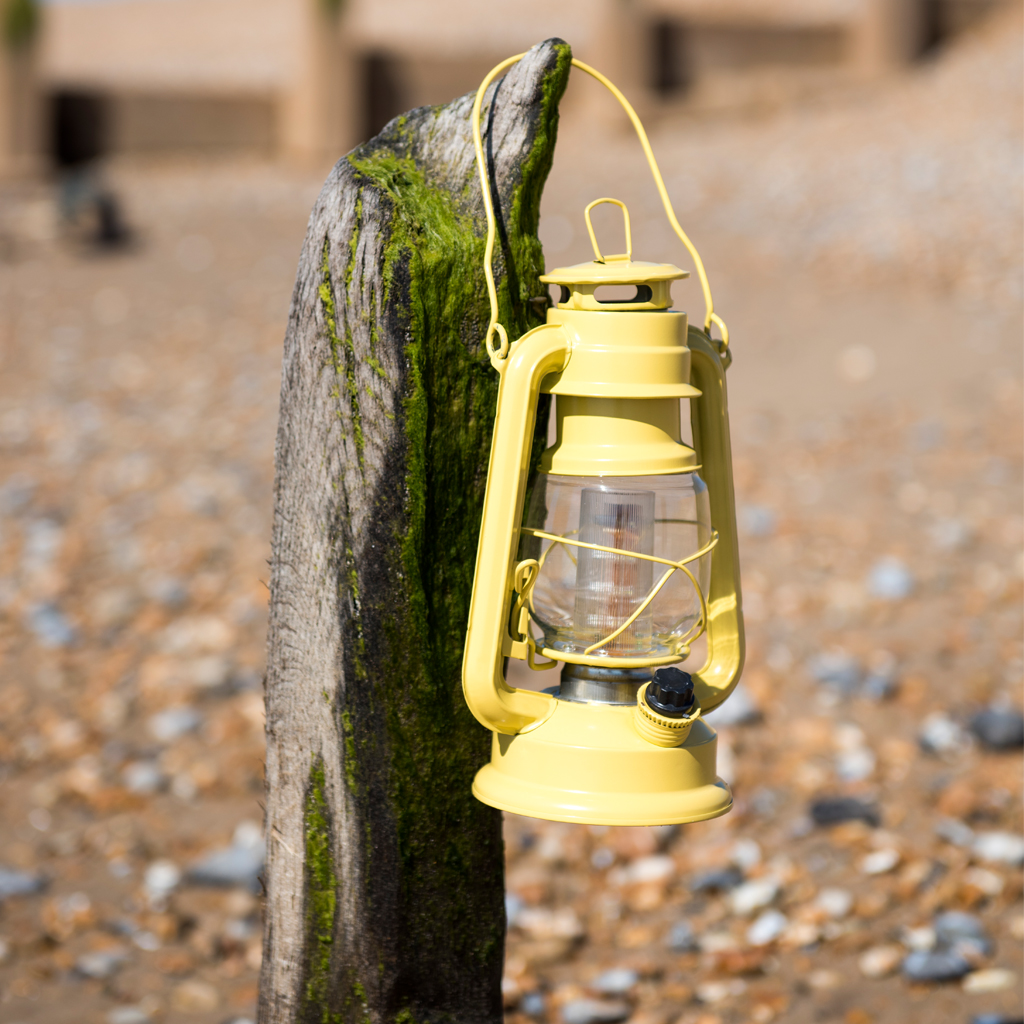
[645,667,695,717]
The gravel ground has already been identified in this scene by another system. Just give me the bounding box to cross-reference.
[0,13,1020,1024]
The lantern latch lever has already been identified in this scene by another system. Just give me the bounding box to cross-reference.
[512,559,558,671]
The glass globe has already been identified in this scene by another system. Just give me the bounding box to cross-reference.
[520,473,712,660]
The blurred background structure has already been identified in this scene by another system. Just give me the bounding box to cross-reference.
[0,0,1018,173]
[0,2,1021,1023]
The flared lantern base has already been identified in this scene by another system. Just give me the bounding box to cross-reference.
[472,697,732,826]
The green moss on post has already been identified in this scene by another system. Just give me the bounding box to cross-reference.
[320,238,365,468]
[303,760,341,1022]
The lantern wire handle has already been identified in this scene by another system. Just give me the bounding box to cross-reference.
[471,54,521,369]
[472,53,729,370]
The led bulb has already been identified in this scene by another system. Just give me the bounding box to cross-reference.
[523,473,711,660]
[573,488,655,655]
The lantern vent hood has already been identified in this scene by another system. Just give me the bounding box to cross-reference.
[542,258,689,312]
[541,198,690,311]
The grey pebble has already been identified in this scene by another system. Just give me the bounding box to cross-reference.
[187,843,264,891]
[148,707,202,744]
[969,706,1024,750]
[934,817,975,847]
[26,602,76,649]
[561,999,631,1024]
[122,760,165,794]
[0,867,46,900]
[667,920,700,952]
[901,948,972,982]
[809,796,880,828]
[520,993,546,1018]
[971,1016,1024,1024]
[690,866,744,893]
[75,950,128,979]
[808,650,861,693]
[862,651,899,700]
[933,911,992,956]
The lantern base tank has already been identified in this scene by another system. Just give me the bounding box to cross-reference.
[472,698,732,826]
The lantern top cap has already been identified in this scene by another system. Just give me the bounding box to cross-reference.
[541,259,689,287]
[541,198,688,292]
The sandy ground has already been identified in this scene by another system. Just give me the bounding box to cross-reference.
[0,12,1020,1024]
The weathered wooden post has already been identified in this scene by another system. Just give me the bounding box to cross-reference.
[260,39,571,1024]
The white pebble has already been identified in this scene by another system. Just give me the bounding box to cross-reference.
[833,723,867,750]
[858,944,903,978]
[973,831,1024,867]
[625,854,675,884]
[867,557,913,600]
[591,967,638,995]
[698,931,741,954]
[814,887,853,919]
[233,820,264,850]
[807,969,843,990]
[747,909,788,946]
[696,979,745,1004]
[784,921,821,947]
[861,848,900,875]
[143,860,181,898]
[730,877,780,916]
[962,968,1017,993]
[901,925,937,951]
[919,712,970,755]
[515,907,584,941]
[836,746,876,782]
[963,867,1004,895]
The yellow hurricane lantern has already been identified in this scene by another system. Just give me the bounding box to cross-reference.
[461,55,745,826]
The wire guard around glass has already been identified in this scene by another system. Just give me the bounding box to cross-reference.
[514,525,717,667]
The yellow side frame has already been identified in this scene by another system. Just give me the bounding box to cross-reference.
[687,328,745,712]
[461,324,569,735]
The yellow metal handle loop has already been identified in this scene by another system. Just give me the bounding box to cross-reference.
[584,198,632,263]
[472,53,729,368]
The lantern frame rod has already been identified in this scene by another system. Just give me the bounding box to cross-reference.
[471,53,729,371]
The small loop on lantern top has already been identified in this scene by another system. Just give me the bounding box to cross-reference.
[584,198,632,263]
